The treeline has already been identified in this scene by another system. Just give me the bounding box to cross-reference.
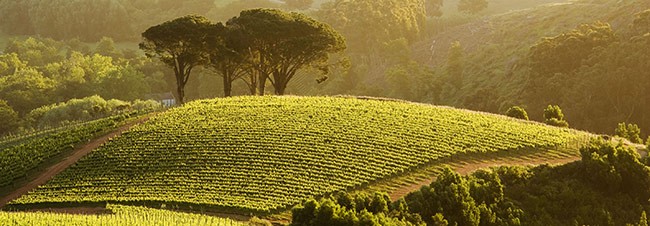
[292,139,650,225]
[0,37,169,135]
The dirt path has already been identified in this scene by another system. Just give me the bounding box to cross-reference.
[0,115,153,208]
[388,155,580,200]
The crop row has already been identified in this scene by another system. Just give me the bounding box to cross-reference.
[0,112,140,188]
[11,96,589,213]
[0,204,246,226]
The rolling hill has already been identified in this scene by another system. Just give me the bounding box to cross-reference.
[6,96,591,214]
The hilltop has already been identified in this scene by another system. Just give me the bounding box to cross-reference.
[8,96,590,214]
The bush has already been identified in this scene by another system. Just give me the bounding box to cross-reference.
[27,95,161,128]
[0,100,21,135]
[543,105,568,127]
[505,106,529,120]
[615,123,642,144]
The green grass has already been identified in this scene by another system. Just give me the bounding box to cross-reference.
[9,96,590,214]
[0,204,246,226]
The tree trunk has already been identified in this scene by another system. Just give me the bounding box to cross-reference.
[223,75,232,97]
[257,72,266,96]
[275,83,287,95]
[176,84,185,105]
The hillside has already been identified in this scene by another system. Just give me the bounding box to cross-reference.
[411,0,650,133]
[8,96,590,214]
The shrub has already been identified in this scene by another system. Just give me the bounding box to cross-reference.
[505,106,529,120]
[615,123,643,144]
[543,105,568,127]
[0,100,21,135]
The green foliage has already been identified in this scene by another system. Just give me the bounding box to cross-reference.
[616,123,643,144]
[140,15,214,104]
[458,0,488,14]
[505,106,529,120]
[27,95,161,128]
[579,139,650,199]
[10,96,586,213]
[543,105,568,127]
[529,22,616,77]
[0,204,246,226]
[317,0,426,52]
[292,192,424,226]
[0,100,20,135]
[94,37,123,59]
[0,53,27,77]
[0,68,56,115]
[447,41,464,88]
[405,168,522,226]
[226,8,346,95]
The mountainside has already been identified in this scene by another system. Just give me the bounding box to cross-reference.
[9,96,590,214]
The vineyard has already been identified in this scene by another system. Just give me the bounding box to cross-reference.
[0,112,140,189]
[0,204,246,226]
[8,96,591,213]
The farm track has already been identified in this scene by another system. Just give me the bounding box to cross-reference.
[0,114,154,209]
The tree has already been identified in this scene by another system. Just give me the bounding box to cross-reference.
[227,9,346,95]
[506,106,529,120]
[0,100,20,135]
[0,68,55,115]
[447,41,464,88]
[207,23,250,97]
[458,0,488,14]
[95,37,123,59]
[615,122,629,139]
[139,15,213,104]
[543,105,568,127]
[284,0,314,10]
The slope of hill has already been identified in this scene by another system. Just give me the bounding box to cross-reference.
[411,0,650,133]
[8,96,590,214]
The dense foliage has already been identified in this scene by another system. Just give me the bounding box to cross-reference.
[0,37,170,134]
[9,96,587,213]
[293,139,650,225]
[0,204,246,226]
[505,106,528,120]
[26,95,161,128]
[543,105,568,128]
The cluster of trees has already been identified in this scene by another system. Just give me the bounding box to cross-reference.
[292,192,423,226]
[0,37,171,135]
[27,95,160,128]
[292,139,650,225]
[140,10,346,104]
